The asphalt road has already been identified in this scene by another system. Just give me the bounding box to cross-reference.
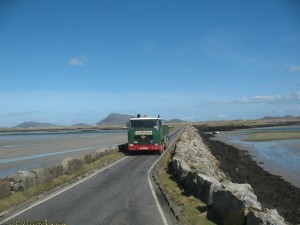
[1,129,183,225]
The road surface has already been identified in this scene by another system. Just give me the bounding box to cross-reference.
[0,128,183,225]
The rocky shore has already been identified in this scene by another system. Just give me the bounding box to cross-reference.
[194,125,300,225]
[171,125,300,225]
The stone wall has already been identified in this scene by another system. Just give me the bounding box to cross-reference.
[172,126,286,225]
[0,145,124,196]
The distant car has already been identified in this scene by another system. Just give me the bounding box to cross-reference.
[212,131,220,134]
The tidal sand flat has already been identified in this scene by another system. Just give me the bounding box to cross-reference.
[242,130,300,142]
[194,125,300,225]
[0,130,127,178]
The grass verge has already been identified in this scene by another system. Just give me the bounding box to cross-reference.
[156,143,217,225]
[0,152,126,213]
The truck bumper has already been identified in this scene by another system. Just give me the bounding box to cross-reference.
[128,144,163,151]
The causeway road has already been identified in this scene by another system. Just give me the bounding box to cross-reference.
[1,128,183,225]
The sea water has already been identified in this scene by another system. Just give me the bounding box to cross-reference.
[213,126,300,187]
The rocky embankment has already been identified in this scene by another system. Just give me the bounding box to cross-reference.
[172,126,287,225]
[0,145,124,199]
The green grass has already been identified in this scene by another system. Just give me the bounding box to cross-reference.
[157,144,217,225]
[0,152,126,213]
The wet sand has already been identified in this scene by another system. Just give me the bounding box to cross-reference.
[0,132,127,178]
[194,125,300,225]
[242,130,300,142]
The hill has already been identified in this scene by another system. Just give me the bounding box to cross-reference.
[97,113,186,126]
[72,123,89,127]
[96,113,133,126]
[15,121,58,128]
[165,118,186,123]
[260,115,300,120]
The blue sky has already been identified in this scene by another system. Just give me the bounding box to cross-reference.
[0,0,300,127]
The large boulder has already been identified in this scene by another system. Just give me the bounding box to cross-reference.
[0,178,12,198]
[172,157,182,174]
[106,146,119,154]
[50,164,64,179]
[185,171,197,195]
[247,208,286,225]
[9,170,37,191]
[82,152,96,164]
[178,160,191,182]
[95,148,107,160]
[32,168,51,184]
[62,157,83,174]
[196,173,222,205]
[212,183,261,225]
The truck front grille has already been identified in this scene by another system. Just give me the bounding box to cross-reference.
[135,135,153,144]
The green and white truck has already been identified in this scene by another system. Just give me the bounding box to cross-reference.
[127,114,169,153]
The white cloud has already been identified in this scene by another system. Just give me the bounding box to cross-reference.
[239,93,300,103]
[289,65,300,72]
[68,56,86,66]
[210,93,300,104]
[217,114,227,118]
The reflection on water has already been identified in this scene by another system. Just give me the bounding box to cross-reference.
[213,126,300,187]
[250,140,300,170]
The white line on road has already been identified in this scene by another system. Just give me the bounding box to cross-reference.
[147,128,184,225]
[147,154,169,225]
[0,156,129,225]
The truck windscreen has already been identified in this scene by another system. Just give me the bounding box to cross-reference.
[130,119,157,129]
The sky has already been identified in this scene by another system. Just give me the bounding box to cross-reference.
[0,0,300,127]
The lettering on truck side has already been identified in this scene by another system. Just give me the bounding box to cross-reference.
[134,130,153,135]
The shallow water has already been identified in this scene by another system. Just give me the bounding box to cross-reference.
[213,126,300,187]
[0,130,127,178]
[0,129,125,142]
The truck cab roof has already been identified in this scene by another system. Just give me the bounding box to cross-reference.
[130,117,160,120]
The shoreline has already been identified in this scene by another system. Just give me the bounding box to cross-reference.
[211,129,300,188]
[242,130,300,142]
[194,125,300,225]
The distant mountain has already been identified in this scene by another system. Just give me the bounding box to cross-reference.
[15,121,58,128]
[165,118,186,123]
[72,123,89,127]
[96,113,133,126]
[96,113,186,126]
[260,115,300,120]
